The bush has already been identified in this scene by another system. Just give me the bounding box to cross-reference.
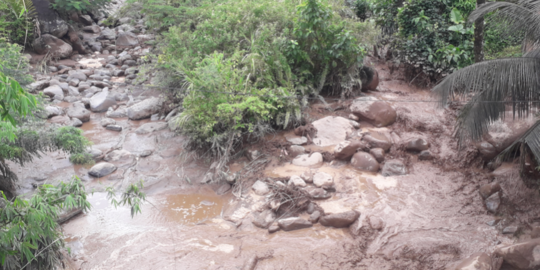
[0,42,33,86]
[69,152,94,165]
[0,178,91,270]
[0,0,35,46]
[50,0,111,15]
[145,0,373,180]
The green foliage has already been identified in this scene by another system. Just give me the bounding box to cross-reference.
[50,0,111,14]
[394,0,475,75]
[53,126,91,155]
[0,42,33,86]
[352,0,371,21]
[146,0,370,166]
[0,0,35,45]
[106,181,146,218]
[0,177,91,270]
[69,152,94,165]
[0,70,37,134]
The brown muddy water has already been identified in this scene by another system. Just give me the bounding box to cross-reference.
[13,59,540,270]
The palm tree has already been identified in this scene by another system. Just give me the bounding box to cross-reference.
[432,0,540,185]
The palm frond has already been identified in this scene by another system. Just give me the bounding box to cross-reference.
[432,57,540,141]
[469,1,540,45]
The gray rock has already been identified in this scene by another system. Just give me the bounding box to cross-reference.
[319,211,360,228]
[286,135,307,145]
[82,25,101,33]
[107,107,128,118]
[289,175,306,187]
[369,148,385,163]
[252,210,276,229]
[43,85,64,100]
[351,152,379,172]
[89,148,102,160]
[304,187,331,200]
[381,159,407,176]
[70,118,83,127]
[29,80,50,92]
[268,223,280,233]
[418,150,434,160]
[98,28,116,40]
[495,238,540,269]
[67,71,87,81]
[104,149,133,163]
[68,78,79,87]
[350,96,396,127]
[313,172,333,189]
[33,34,72,59]
[447,252,494,270]
[50,115,71,125]
[150,113,160,121]
[485,192,501,213]
[478,141,497,160]
[116,32,139,47]
[135,122,168,134]
[334,140,362,160]
[137,34,154,42]
[503,225,519,235]
[100,118,116,127]
[106,125,122,131]
[90,89,117,112]
[363,132,393,151]
[309,211,322,223]
[88,162,117,177]
[288,145,305,158]
[479,182,502,199]
[79,15,93,26]
[252,180,270,196]
[113,70,125,76]
[67,103,91,122]
[278,217,312,231]
[127,97,162,120]
[292,153,323,167]
[406,138,430,152]
[312,116,355,146]
[45,106,63,118]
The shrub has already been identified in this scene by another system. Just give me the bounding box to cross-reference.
[147,0,372,180]
[0,0,35,46]
[50,0,111,15]
[0,42,33,86]
[69,152,94,165]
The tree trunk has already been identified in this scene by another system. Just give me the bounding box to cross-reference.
[474,0,486,63]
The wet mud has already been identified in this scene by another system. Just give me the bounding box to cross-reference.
[14,54,540,269]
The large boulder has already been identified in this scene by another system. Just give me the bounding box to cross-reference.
[88,162,117,178]
[33,34,72,59]
[127,97,162,120]
[116,32,139,47]
[278,217,313,231]
[90,89,117,112]
[447,252,494,270]
[350,96,397,127]
[495,238,540,269]
[351,152,379,172]
[33,0,68,37]
[292,153,323,167]
[45,106,63,118]
[67,103,91,122]
[319,211,360,228]
[312,116,355,146]
[381,159,408,176]
[82,25,101,34]
[43,85,64,100]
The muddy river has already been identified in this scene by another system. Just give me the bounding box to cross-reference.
[14,58,540,270]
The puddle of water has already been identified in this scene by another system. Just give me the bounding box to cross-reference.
[156,193,226,224]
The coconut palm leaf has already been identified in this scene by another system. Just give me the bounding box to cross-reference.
[499,120,540,162]
[469,1,540,45]
[432,57,540,141]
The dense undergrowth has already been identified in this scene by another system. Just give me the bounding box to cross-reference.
[134,0,377,179]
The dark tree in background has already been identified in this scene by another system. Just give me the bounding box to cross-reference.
[474,0,486,62]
